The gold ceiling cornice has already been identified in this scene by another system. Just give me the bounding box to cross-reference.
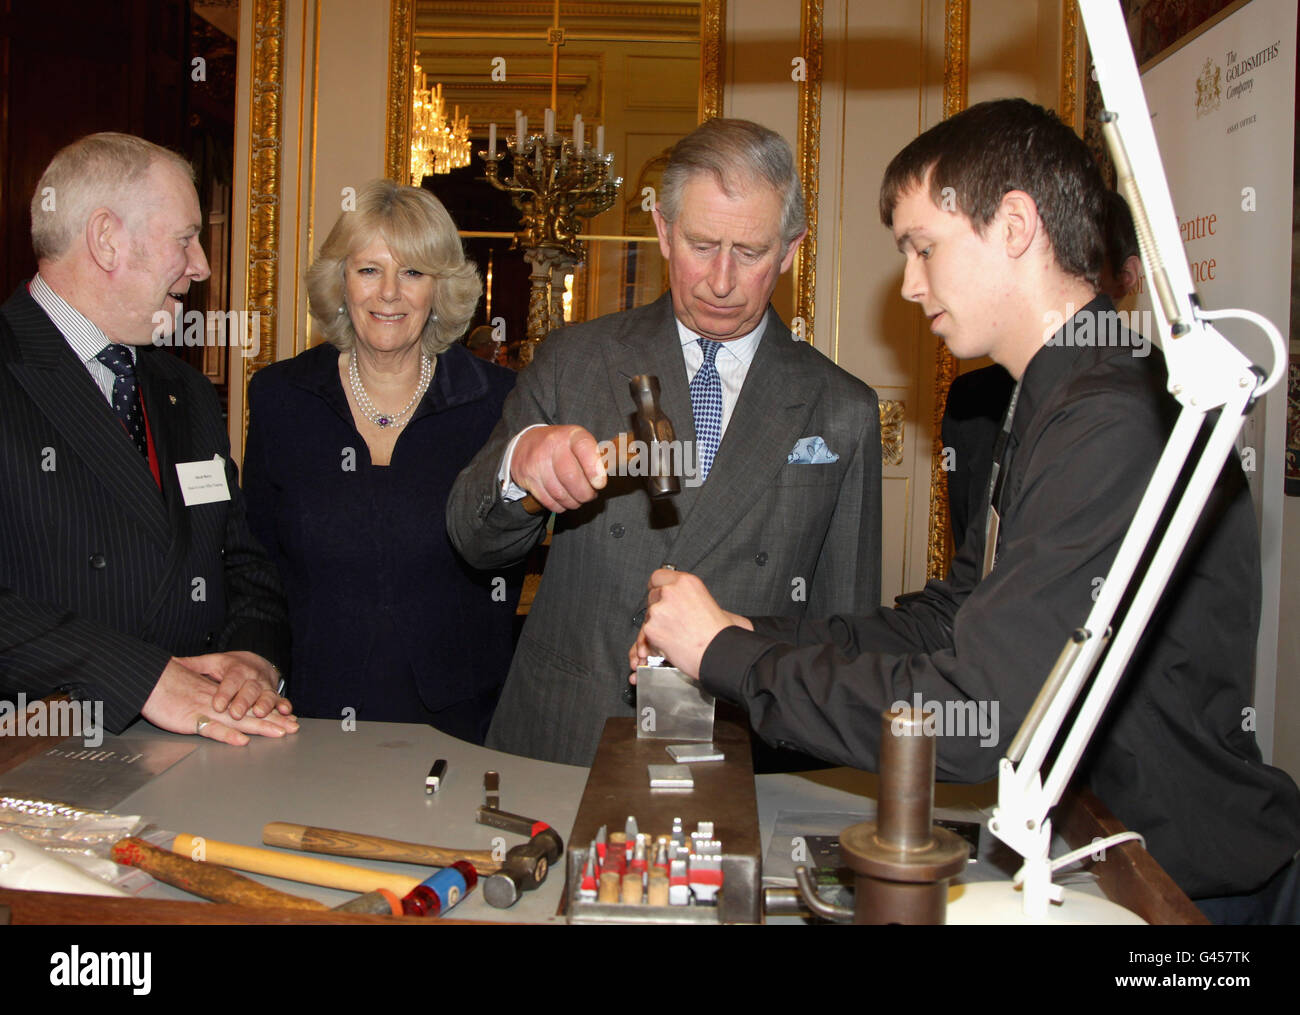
[416,2,703,37]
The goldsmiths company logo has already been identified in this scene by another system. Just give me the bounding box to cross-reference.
[1195,57,1221,117]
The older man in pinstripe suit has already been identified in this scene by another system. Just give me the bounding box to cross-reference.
[0,133,296,746]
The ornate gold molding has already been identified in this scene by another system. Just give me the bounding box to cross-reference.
[879,399,904,467]
[926,0,968,580]
[1060,0,1082,130]
[700,0,724,120]
[424,2,701,20]
[794,0,821,347]
[239,0,285,454]
[386,0,415,183]
[942,0,968,120]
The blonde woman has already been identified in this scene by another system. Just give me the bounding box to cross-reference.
[244,180,519,740]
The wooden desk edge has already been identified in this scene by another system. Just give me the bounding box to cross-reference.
[0,888,512,925]
[0,697,75,775]
[1055,785,1207,925]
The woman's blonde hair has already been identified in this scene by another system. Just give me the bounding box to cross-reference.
[307,179,481,356]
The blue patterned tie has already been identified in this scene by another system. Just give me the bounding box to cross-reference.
[95,344,148,458]
[690,337,724,481]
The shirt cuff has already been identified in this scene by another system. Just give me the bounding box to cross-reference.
[699,624,780,703]
[497,424,547,501]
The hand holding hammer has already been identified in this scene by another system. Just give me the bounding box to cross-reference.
[513,375,680,514]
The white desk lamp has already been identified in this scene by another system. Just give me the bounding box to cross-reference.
[976,0,1287,922]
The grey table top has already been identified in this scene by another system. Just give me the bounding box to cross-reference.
[12,720,1064,923]
[113,718,588,923]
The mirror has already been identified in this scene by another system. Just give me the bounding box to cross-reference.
[388,0,724,360]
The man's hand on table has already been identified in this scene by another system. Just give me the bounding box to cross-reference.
[142,653,299,746]
[511,424,607,512]
[629,569,753,680]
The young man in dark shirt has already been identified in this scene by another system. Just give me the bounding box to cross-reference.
[634,98,1300,920]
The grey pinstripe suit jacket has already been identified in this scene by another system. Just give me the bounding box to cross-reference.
[0,286,288,732]
[447,292,881,765]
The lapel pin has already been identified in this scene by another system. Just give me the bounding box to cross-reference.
[168,395,177,405]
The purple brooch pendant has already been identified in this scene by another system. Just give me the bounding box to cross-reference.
[377,417,390,427]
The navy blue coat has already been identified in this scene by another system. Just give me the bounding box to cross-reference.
[243,341,521,734]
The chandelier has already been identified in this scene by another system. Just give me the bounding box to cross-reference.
[410,63,470,184]
[480,112,621,361]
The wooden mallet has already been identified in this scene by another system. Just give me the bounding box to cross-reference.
[263,821,500,875]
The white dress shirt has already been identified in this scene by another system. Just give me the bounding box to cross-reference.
[29,273,130,405]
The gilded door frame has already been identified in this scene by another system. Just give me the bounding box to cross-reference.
[237,0,287,447]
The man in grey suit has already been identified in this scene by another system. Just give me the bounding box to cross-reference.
[447,119,881,766]
[0,132,296,746]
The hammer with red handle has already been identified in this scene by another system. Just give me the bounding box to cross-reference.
[518,373,680,513]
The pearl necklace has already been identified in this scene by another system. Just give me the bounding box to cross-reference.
[348,351,432,429]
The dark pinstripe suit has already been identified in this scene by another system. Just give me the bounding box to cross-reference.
[0,285,288,732]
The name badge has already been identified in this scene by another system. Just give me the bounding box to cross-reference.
[175,455,231,506]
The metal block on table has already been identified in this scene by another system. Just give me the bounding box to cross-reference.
[635,665,715,742]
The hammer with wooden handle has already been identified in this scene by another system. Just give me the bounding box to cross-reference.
[172,833,424,896]
[517,373,681,513]
[263,821,501,875]
[110,837,327,910]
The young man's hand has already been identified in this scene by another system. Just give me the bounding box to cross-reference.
[629,569,753,679]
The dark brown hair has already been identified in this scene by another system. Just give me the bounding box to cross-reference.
[1102,188,1139,274]
[879,98,1106,285]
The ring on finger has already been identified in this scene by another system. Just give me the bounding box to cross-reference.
[196,714,212,735]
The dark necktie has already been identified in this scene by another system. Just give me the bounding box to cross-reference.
[690,337,724,482]
[95,344,148,458]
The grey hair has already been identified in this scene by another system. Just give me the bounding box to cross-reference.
[31,133,195,261]
[656,118,806,245]
[306,179,481,357]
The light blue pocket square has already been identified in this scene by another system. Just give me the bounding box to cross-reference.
[788,435,840,464]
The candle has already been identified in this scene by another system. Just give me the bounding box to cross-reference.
[545,108,555,142]
[595,125,605,157]
[488,122,497,157]
[574,114,584,150]
[515,110,524,153]
[534,142,542,172]
[518,114,528,153]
